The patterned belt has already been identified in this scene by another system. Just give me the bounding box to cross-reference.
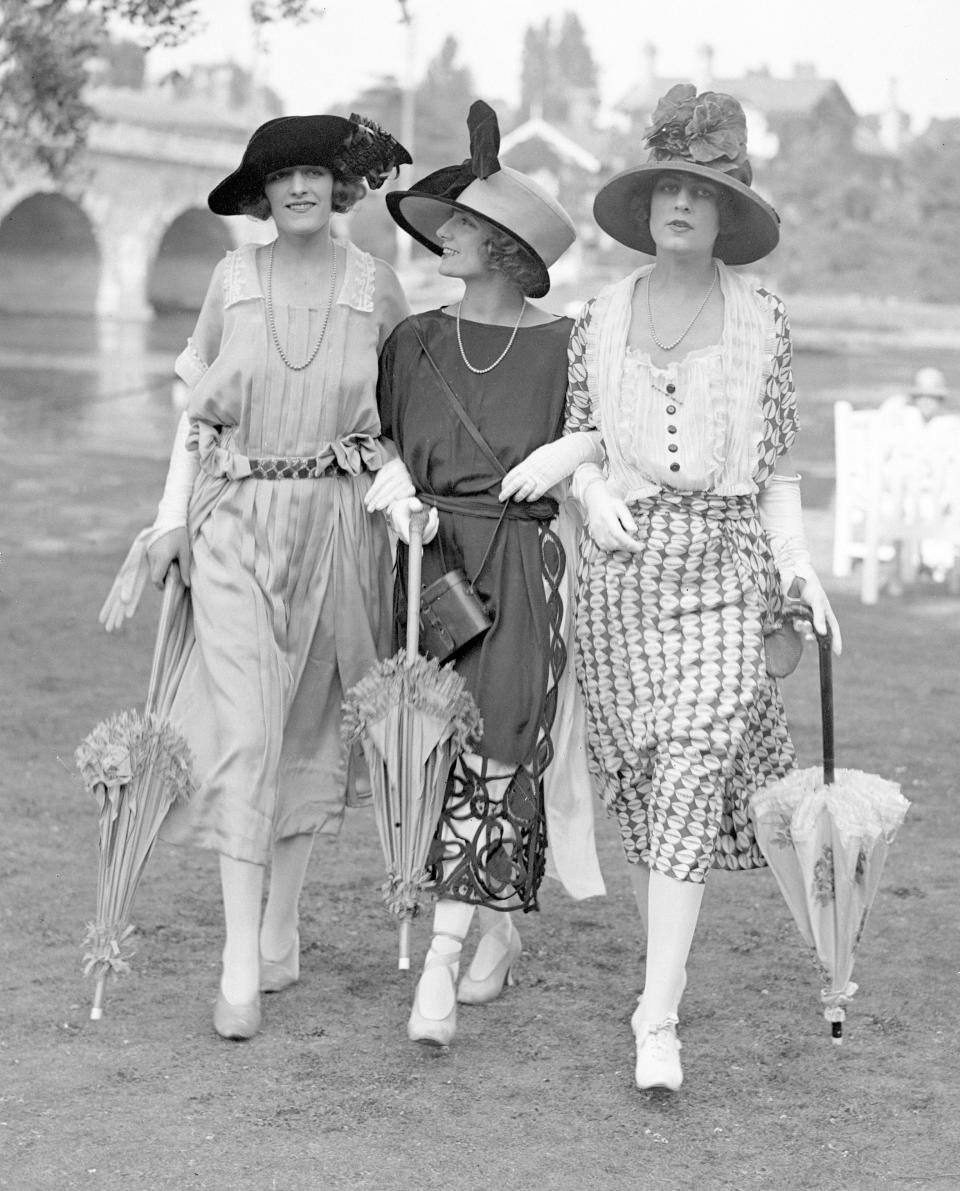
[246,456,345,480]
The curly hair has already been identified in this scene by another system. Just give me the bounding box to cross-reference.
[480,224,543,295]
[241,171,366,221]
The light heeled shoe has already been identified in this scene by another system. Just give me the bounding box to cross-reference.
[457,922,521,1005]
[408,936,461,1046]
[631,1006,682,1091]
[214,990,262,1041]
[260,930,300,993]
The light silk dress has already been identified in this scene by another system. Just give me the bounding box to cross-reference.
[160,240,409,866]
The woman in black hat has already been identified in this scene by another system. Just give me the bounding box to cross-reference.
[565,85,842,1090]
[366,101,604,1047]
[100,113,412,1040]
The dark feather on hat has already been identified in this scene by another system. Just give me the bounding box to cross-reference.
[467,100,501,181]
[337,113,413,189]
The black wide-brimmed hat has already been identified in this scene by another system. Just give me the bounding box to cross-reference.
[208,113,412,216]
[593,84,780,265]
[386,101,576,298]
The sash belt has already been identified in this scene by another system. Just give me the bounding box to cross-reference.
[426,493,558,523]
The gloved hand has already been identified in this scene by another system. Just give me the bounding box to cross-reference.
[386,497,439,546]
[759,473,841,655]
[364,457,416,513]
[499,431,603,502]
[147,527,192,590]
[581,479,643,553]
[794,567,843,655]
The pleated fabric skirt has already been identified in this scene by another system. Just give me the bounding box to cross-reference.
[574,490,796,883]
[161,470,393,866]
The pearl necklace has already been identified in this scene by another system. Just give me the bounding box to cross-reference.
[646,266,718,352]
[456,298,526,374]
[266,240,338,371]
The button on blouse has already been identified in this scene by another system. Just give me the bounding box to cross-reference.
[613,341,762,497]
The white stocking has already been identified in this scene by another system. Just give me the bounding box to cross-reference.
[219,854,264,1004]
[260,832,314,960]
[636,868,703,1023]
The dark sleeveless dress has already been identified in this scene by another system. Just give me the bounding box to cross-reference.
[377,309,574,910]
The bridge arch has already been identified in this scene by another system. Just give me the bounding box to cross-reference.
[148,206,235,312]
[0,191,101,316]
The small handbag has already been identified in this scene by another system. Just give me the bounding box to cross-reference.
[418,567,493,662]
[406,320,509,663]
[764,589,807,678]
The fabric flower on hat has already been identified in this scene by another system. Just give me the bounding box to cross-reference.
[645,83,699,156]
[685,93,748,172]
[336,113,413,190]
[645,83,748,175]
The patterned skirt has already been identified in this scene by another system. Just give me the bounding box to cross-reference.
[575,490,796,883]
[428,522,566,912]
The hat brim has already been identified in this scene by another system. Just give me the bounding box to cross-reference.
[386,189,551,298]
[208,115,357,216]
[593,161,780,265]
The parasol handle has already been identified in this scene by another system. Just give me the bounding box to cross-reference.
[781,599,835,785]
[405,510,430,660]
[817,632,835,786]
[145,563,182,715]
[90,970,107,1021]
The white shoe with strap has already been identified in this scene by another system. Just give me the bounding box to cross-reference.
[458,918,521,1004]
[631,1005,683,1091]
[407,933,462,1046]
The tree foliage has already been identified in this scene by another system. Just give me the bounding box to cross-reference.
[519,11,597,123]
[0,0,316,176]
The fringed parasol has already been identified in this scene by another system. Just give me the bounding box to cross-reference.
[343,511,481,969]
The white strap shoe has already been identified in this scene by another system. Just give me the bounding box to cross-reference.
[408,934,462,1046]
[632,1009,683,1091]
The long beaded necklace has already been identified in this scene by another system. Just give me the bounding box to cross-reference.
[456,297,526,374]
[266,239,338,371]
[646,265,718,352]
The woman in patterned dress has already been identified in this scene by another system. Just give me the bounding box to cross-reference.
[366,102,604,1046]
[565,86,842,1090]
[100,115,412,1040]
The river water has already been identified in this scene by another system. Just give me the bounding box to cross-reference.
[3,309,959,509]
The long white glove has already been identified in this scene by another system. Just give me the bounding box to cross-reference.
[99,413,199,631]
[363,457,415,513]
[758,473,842,653]
[499,431,604,502]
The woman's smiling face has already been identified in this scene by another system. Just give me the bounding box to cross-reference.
[435,210,493,281]
[264,165,334,234]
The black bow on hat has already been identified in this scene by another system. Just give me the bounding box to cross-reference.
[421,100,502,202]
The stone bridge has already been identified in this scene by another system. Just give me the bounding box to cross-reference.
[0,91,276,320]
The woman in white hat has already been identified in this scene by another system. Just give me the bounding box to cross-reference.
[565,85,842,1090]
[99,113,413,1040]
[366,101,604,1046]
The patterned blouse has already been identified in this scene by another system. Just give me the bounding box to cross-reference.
[564,262,798,500]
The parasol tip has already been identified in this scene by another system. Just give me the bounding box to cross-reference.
[398,956,410,971]
[831,1021,843,1043]
[90,1005,103,1021]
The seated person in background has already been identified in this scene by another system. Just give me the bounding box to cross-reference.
[879,366,952,424]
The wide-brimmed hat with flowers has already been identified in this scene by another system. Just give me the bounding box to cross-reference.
[386,101,576,298]
[593,84,780,265]
[208,113,412,216]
